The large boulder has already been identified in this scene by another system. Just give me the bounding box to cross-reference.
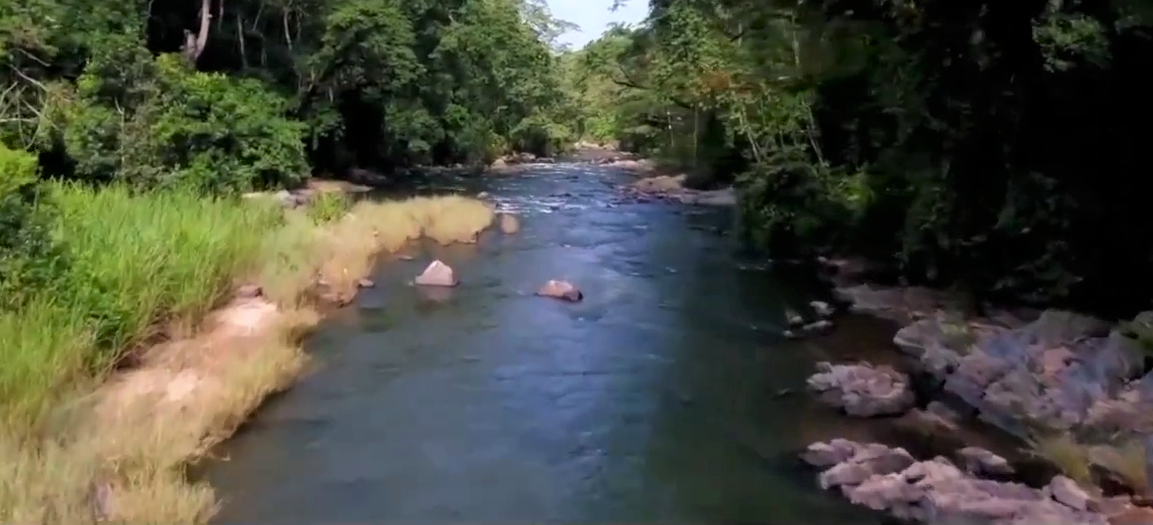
[885,306,1153,440]
[807,361,916,417]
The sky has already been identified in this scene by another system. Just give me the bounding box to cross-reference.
[547,0,648,49]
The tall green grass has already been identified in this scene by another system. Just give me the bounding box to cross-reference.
[0,183,283,429]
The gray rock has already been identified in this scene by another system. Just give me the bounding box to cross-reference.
[800,438,860,468]
[808,362,916,417]
[1046,475,1092,511]
[274,189,297,208]
[804,319,835,333]
[957,446,1014,477]
[818,444,916,489]
[811,300,835,318]
[805,440,1111,525]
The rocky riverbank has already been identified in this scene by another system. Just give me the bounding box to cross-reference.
[576,152,738,207]
[796,256,1153,524]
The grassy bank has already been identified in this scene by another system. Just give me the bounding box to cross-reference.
[0,181,495,523]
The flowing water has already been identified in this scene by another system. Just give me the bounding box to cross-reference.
[205,160,911,524]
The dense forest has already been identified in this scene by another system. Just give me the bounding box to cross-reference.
[6,0,1153,319]
[560,0,1153,318]
[4,0,1153,520]
[1,0,577,315]
[0,0,576,184]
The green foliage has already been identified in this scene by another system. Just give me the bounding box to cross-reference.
[58,52,308,193]
[5,0,573,187]
[307,191,351,224]
[0,182,282,425]
[0,145,65,311]
[47,183,281,350]
[736,150,863,254]
[595,0,1153,314]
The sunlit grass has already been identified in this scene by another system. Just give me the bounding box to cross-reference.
[1,184,282,430]
[0,182,496,524]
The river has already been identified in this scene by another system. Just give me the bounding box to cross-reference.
[205,160,905,524]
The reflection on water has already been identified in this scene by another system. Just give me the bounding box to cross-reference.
[205,163,896,524]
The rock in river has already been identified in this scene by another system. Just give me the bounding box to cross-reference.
[414,260,458,287]
[957,446,1015,477]
[499,213,520,234]
[807,361,916,417]
[536,279,583,302]
[811,300,835,319]
[800,439,1111,525]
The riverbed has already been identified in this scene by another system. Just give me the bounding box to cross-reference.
[205,161,907,523]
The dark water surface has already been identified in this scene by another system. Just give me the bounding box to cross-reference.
[206,162,899,524]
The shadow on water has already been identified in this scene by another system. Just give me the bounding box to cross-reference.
[203,163,918,524]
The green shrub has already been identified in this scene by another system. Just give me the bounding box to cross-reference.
[307,191,351,224]
[48,183,283,349]
[735,149,865,256]
[0,145,67,311]
[0,183,284,426]
[59,50,309,194]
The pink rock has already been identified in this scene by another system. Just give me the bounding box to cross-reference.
[414,260,457,287]
[536,280,583,302]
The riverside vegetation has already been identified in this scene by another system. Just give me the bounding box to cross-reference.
[6,0,1153,521]
[558,0,1153,520]
[0,141,496,522]
[0,0,545,519]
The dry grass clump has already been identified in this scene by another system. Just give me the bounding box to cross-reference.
[1026,431,1150,497]
[352,194,495,249]
[308,195,495,302]
[0,316,310,523]
[0,186,494,524]
[1088,439,1149,496]
[1026,433,1094,485]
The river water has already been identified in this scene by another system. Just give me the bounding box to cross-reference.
[205,161,904,524]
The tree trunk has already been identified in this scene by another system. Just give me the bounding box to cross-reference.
[182,0,213,64]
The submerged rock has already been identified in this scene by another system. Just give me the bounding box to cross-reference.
[499,213,520,234]
[536,280,583,302]
[801,439,1111,525]
[807,361,916,417]
[414,260,458,287]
